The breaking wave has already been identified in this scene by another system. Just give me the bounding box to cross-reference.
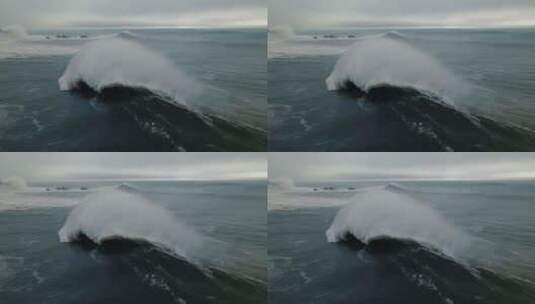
[325,188,470,258]
[325,37,467,103]
[58,37,200,109]
[58,189,205,264]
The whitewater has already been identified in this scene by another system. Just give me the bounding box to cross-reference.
[58,37,200,107]
[325,188,470,259]
[58,189,206,266]
[325,36,468,103]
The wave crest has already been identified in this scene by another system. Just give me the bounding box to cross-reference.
[325,37,465,101]
[58,37,200,109]
[58,189,204,263]
[325,188,469,258]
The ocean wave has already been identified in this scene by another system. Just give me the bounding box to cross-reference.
[325,36,467,103]
[115,30,137,39]
[58,189,205,265]
[114,182,140,193]
[58,37,200,110]
[325,188,470,258]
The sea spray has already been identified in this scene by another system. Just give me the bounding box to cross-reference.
[0,176,28,191]
[58,189,204,263]
[58,37,200,107]
[325,37,466,102]
[326,188,470,258]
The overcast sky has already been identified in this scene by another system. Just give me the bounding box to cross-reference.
[0,0,266,29]
[0,153,266,181]
[269,153,535,181]
[269,0,535,29]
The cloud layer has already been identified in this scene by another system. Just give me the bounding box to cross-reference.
[269,0,535,29]
[0,0,266,28]
[269,153,535,181]
[0,153,266,181]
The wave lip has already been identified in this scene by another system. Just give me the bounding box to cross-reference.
[325,37,465,101]
[58,189,204,263]
[325,188,469,258]
[58,37,200,108]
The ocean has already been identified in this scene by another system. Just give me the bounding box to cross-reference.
[0,179,267,304]
[0,27,266,151]
[269,28,535,151]
[268,180,535,303]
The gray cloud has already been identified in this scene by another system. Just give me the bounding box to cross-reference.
[0,0,266,28]
[269,153,535,181]
[269,0,535,29]
[0,153,266,181]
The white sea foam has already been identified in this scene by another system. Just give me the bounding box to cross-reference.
[58,189,205,264]
[0,192,78,212]
[326,37,467,101]
[325,188,470,258]
[58,37,200,108]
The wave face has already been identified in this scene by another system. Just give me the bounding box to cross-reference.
[58,189,204,264]
[325,188,469,258]
[58,37,200,109]
[325,37,465,101]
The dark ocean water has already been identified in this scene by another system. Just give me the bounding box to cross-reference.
[0,180,266,304]
[268,180,535,303]
[269,28,535,151]
[0,28,266,151]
